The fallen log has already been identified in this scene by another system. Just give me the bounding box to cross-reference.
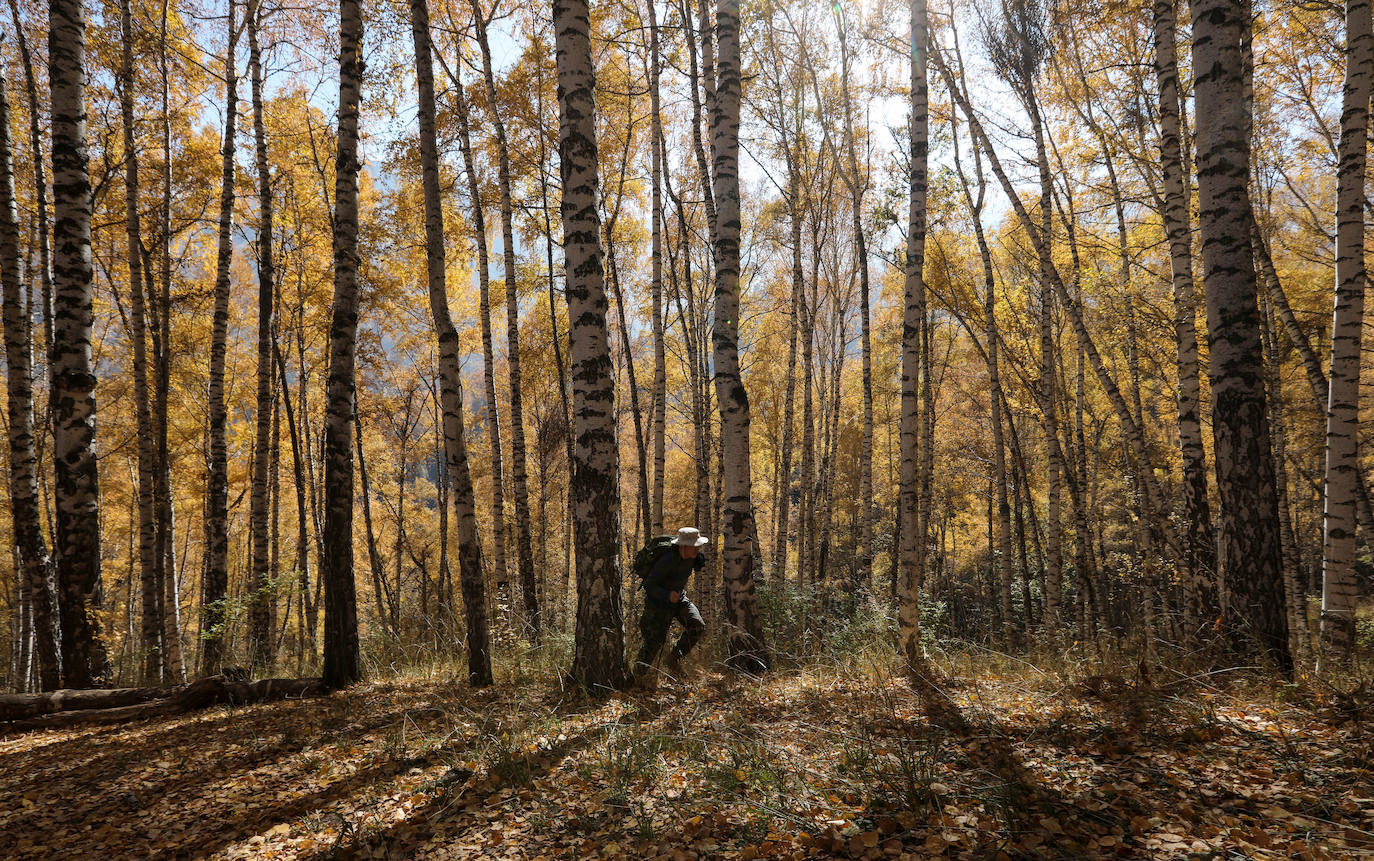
[1,677,326,733]
[0,684,177,721]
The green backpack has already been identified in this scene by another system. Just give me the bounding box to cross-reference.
[632,535,677,584]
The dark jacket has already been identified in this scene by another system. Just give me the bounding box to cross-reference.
[643,547,705,604]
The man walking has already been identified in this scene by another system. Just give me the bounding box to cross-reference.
[634,526,709,684]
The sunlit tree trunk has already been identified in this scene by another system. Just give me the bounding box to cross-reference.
[1189,0,1290,672]
[558,0,629,691]
[646,0,667,536]
[471,3,539,643]
[711,0,768,672]
[1154,0,1219,639]
[0,67,60,691]
[899,0,929,678]
[321,0,364,689]
[202,2,238,676]
[247,0,277,670]
[1319,0,1372,666]
[50,0,108,687]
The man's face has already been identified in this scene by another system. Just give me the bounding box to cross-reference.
[679,544,700,560]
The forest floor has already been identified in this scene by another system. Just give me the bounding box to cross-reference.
[2,648,1372,860]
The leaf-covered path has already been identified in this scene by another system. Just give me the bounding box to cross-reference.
[2,658,1371,859]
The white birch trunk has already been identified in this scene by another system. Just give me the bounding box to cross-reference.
[1320,0,1372,665]
[321,0,363,689]
[557,0,629,690]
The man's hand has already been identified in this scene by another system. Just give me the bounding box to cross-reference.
[669,591,681,603]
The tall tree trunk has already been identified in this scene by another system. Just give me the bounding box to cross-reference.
[558,0,629,691]
[117,0,164,684]
[0,67,60,691]
[202,3,239,676]
[646,0,667,536]
[50,0,108,687]
[1154,0,1219,641]
[773,167,802,584]
[1319,0,1372,666]
[248,0,277,670]
[899,0,930,681]
[321,0,364,689]
[711,0,768,673]
[156,0,183,681]
[471,3,539,642]
[1189,0,1290,672]
[1030,109,1065,635]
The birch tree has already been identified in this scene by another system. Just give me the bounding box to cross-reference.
[558,0,629,690]
[712,0,769,673]
[322,0,364,689]
[471,0,540,641]
[1319,0,1372,665]
[408,0,493,682]
[248,0,277,669]
[1153,0,1219,640]
[1189,0,1290,672]
[50,0,109,687]
[0,67,60,691]
[202,1,239,675]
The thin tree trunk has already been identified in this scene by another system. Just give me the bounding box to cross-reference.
[558,0,629,691]
[646,0,667,535]
[156,0,183,682]
[50,0,108,687]
[321,0,364,689]
[202,3,239,676]
[471,3,539,642]
[0,66,60,691]
[1319,0,1372,665]
[247,0,276,669]
[773,171,801,583]
[900,0,930,680]
[1189,0,1290,672]
[116,0,164,686]
[441,49,510,612]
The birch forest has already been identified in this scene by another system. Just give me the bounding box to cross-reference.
[2,0,1374,855]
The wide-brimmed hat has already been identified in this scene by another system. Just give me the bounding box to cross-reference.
[673,526,709,547]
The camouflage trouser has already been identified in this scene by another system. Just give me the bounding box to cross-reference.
[633,598,705,675]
